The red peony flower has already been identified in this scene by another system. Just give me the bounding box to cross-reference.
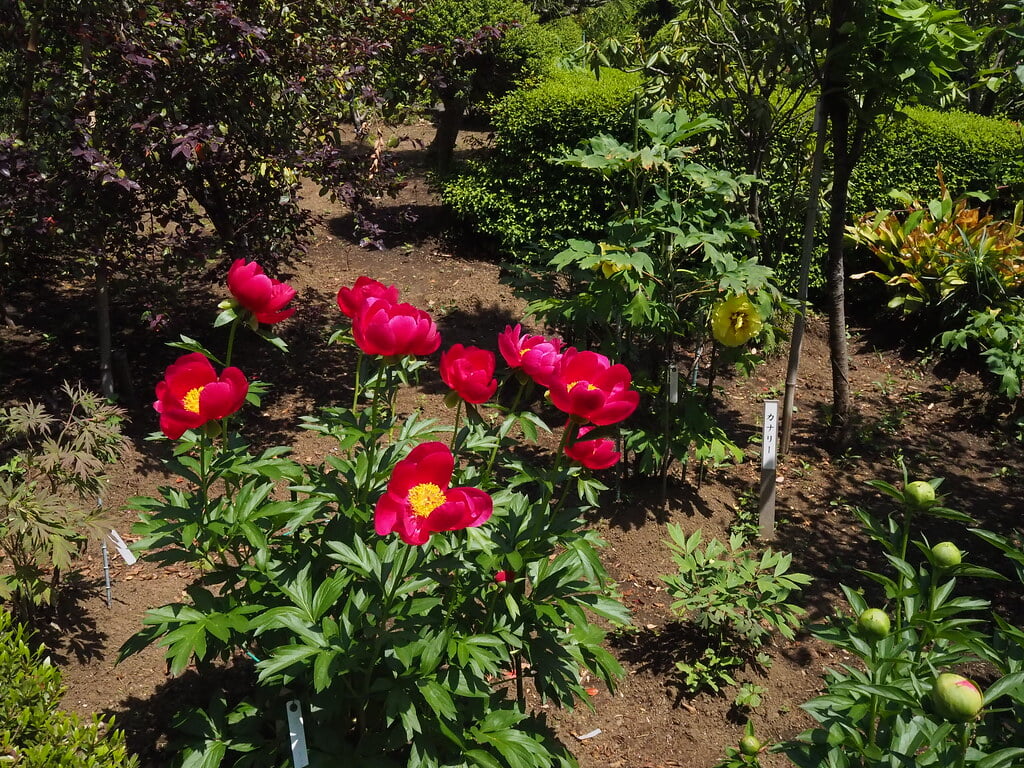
[440,344,498,404]
[375,442,493,546]
[352,300,441,357]
[498,324,564,387]
[564,425,621,470]
[226,259,296,324]
[494,570,513,584]
[153,353,249,439]
[548,349,639,426]
[336,276,400,319]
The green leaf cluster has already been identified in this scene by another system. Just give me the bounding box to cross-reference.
[0,383,127,614]
[660,525,812,693]
[122,349,629,768]
[0,609,136,767]
[783,471,1024,768]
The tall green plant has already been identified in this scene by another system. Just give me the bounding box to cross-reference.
[0,383,126,615]
[521,106,775,478]
[782,468,1024,767]
[661,526,811,693]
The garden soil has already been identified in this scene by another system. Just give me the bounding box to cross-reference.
[3,124,1023,768]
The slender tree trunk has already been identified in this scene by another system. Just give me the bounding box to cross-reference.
[780,97,827,455]
[15,2,40,140]
[431,93,465,175]
[96,260,115,398]
[821,0,855,442]
[825,124,854,436]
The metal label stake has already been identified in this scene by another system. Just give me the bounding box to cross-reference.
[101,538,112,608]
[758,400,779,540]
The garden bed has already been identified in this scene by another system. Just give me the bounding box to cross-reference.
[2,127,1022,768]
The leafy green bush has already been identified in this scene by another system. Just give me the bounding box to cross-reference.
[120,300,629,767]
[850,178,1024,322]
[442,67,641,247]
[850,106,1024,219]
[660,526,811,693]
[941,300,1024,399]
[0,609,136,767]
[784,471,1024,768]
[542,16,584,53]
[0,383,127,614]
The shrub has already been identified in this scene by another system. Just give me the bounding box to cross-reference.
[442,67,641,248]
[784,471,1024,768]
[120,281,630,767]
[0,383,127,615]
[850,106,1024,219]
[0,609,136,767]
[660,526,811,693]
[542,16,584,53]
[849,175,1024,323]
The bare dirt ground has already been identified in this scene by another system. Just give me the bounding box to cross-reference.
[2,124,1023,768]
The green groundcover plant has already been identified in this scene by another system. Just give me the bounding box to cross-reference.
[120,264,632,767]
[0,608,136,767]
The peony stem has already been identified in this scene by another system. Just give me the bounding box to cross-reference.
[360,543,415,740]
[481,379,527,487]
[352,351,364,411]
[956,722,969,768]
[224,317,239,367]
[450,398,463,454]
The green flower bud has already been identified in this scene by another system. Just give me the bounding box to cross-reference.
[931,541,962,569]
[739,735,762,756]
[905,480,936,508]
[931,673,983,722]
[857,608,891,641]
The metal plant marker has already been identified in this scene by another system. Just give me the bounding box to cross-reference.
[758,399,779,540]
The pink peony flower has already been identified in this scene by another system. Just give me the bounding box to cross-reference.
[375,442,493,546]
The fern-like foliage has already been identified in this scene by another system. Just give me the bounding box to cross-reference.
[0,383,127,615]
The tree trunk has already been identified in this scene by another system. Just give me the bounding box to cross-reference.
[96,261,115,399]
[16,3,40,140]
[820,0,855,442]
[780,97,827,455]
[430,94,465,175]
[824,113,855,436]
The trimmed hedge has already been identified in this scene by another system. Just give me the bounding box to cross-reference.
[850,106,1024,217]
[752,104,1023,292]
[443,66,641,247]
[0,610,137,768]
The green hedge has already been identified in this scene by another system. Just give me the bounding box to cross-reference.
[749,104,1024,293]
[0,610,136,768]
[850,106,1024,217]
[443,66,641,247]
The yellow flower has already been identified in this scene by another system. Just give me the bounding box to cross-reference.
[711,295,762,347]
[597,259,628,279]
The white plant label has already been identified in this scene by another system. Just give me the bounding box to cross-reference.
[108,530,137,565]
[761,400,779,471]
[286,699,310,768]
[667,363,678,404]
[758,400,779,540]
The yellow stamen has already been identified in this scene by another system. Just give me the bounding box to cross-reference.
[182,386,205,414]
[408,483,446,517]
[567,381,597,392]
